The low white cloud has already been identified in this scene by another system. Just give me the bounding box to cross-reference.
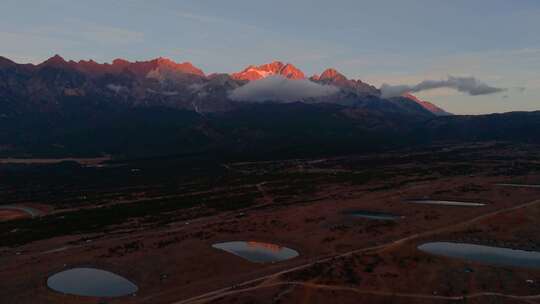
[380,76,506,98]
[229,76,339,102]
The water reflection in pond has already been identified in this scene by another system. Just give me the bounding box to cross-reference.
[212,241,299,263]
[496,183,540,189]
[344,210,402,221]
[0,205,42,218]
[47,267,138,297]
[406,200,485,207]
[419,242,540,269]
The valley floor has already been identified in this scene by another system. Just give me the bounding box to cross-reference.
[1,142,540,304]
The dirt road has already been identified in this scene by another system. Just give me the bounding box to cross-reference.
[168,199,540,304]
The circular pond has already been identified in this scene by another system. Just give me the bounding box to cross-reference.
[47,267,138,297]
[344,210,402,221]
[419,242,540,269]
[213,241,299,263]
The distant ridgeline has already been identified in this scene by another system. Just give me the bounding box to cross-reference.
[0,55,539,159]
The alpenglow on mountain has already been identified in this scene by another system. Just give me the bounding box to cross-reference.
[0,55,449,115]
[2,55,540,159]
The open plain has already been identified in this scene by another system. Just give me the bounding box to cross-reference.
[1,142,540,304]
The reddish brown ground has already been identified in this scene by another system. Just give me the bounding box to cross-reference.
[1,145,540,304]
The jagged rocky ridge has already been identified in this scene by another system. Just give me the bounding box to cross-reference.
[1,55,538,159]
[0,55,445,116]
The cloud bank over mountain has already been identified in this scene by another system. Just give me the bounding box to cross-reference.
[380,76,506,98]
[229,76,339,102]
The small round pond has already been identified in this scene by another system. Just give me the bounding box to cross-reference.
[418,242,540,269]
[344,210,402,221]
[47,267,138,297]
[406,199,485,207]
[212,241,299,263]
[496,183,540,189]
[0,205,42,218]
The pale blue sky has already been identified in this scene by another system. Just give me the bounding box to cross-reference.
[1,0,539,114]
